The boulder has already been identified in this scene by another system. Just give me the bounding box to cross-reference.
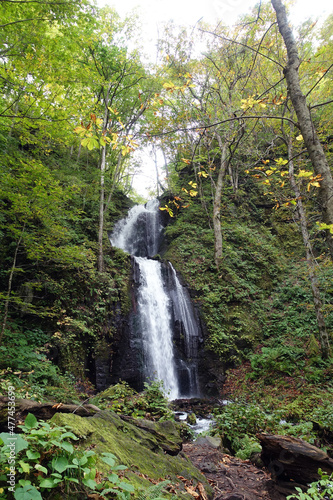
[258,433,333,484]
[51,410,213,497]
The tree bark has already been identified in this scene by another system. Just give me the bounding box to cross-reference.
[97,86,111,273]
[271,0,333,259]
[0,223,25,346]
[98,144,106,272]
[286,132,331,359]
[213,137,227,270]
[0,397,100,430]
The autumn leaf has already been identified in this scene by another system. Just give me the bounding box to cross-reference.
[296,169,313,178]
[163,82,175,91]
[275,157,288,166]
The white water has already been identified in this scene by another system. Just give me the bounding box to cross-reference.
[110,199,161,257]
[110,199,201,400]
[135,257,179,399]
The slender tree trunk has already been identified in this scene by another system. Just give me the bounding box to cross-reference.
[98,87,111,273]
[98,144,106,273]
[271,0,333,259]
[286,134,331,359]
[213,136,228,269]
[105,152,122,212]
[0,223,25,346]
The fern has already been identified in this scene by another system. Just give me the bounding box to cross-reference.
[136,480,170,500]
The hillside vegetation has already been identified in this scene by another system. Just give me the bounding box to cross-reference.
[0,0,333,497]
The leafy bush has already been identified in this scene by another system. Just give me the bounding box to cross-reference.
[286,469,333,500]
[248,345,306,380]
[0,413,134,499]
[213,402,281,457]
[93,380,173,421]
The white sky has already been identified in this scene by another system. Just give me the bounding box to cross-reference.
[99,0,332,33]
[96,0,333,197]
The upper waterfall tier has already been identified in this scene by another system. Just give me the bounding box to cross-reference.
[110,199,162,257]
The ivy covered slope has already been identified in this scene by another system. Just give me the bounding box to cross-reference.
[0,0,145,401]
[0,138,133,401]
[162,162,333,409]
[0,95,134,401]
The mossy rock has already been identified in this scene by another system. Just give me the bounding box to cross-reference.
[51,410,213,498]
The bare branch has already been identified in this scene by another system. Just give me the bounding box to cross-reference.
[149,114,298,138]
[310,99,333,110]
[306,63,333,98]
[199,28,284,69]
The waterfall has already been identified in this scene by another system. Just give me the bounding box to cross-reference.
[110,199,201,399]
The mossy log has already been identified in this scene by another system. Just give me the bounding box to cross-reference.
[0,396,99,430]
[258,433,333,484]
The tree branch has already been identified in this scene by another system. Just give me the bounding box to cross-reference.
[149,114,298,138]
[199,28,284,69]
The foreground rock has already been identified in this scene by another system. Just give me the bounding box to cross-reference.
[258,433,333,484]
[51,410,213,497]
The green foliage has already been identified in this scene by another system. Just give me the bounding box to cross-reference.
[249,345,306,380]
[0,413,134,499]
[213,402,281,457]
[93,380,173,421]
[287,469,333,500]
[136,480,170,500]
[164,194,286,364]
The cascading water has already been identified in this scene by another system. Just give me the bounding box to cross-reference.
[110,199,201,399]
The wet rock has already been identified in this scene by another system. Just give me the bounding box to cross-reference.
[195,435,222,449]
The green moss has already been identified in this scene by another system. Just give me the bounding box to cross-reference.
[50,411,213,498]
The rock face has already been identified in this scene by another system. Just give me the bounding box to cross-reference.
[258,433,333,483]
[51,410,213,497]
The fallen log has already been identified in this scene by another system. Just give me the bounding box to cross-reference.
[258,433,333,484]
[0,396,100,430]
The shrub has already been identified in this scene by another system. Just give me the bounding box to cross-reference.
[0,413,134,499]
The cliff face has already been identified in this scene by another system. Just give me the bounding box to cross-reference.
[106,202,218,397]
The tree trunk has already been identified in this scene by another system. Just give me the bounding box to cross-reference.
[0,223,25,346]
[98,144,106,273]
[97,86,111,273]
[286,133,331,359]
[213,137,227,269]
[271,0,333,259]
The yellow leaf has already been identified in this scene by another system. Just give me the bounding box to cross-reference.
[188,181,197,188]
[296,134,303,141]
[296,169,313,178]
[275,157,288,166]
[163,82,175,90]
[189,190,198,196]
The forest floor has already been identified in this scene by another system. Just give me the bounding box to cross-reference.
[183,441,288,500]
